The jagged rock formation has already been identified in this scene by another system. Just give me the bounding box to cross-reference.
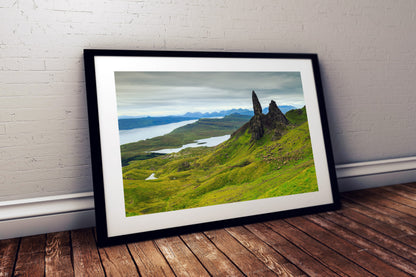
[248,91,289,141]
[249,91,265,140]
[264,100,289,128]
[252,90,263,115]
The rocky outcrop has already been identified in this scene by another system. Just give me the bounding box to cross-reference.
[249,91,289,141]
[252,90,263,116]
[264,100,289,128]
[249,91,265,140]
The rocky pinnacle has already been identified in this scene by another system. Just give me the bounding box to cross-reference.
[249,91,289,141]
[252,90,263,116]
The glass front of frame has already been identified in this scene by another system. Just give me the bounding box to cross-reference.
[116,71,317,217]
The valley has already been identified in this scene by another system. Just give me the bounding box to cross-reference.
[121,101,318,217]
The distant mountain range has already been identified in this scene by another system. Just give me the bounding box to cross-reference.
[118,106,296,130]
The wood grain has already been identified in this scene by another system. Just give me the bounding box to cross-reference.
[344,190,416,219]
[321,211,416,263]
[286,216,410,277]
[245,222,338,276]
[307,214,416,276]
[204,228,277,276]
[266,219,373,276]
[14,234,46,277]
[71,229,105,276]
[155,236,210,276]
[181,232,243,276]
[98,244,139,277]
[128,240,175,277]
[1,184,416,276]
[371,187,416,208]
[342,193,416,226]
[338,207,415,245]
[342,199,416,235]
[383,184,416,199]
[396,183,416,194]
[45,232,73,277]
[0,238,19,277]
[225,225,305,276]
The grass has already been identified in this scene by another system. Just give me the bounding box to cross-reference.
[122,107,318,216]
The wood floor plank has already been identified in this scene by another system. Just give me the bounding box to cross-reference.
[344,190,416,218]
[338,208,416,246]
[383,184,416,199]
[128,240,175,277]
[2,184,416,276]
[155,236,210,276]
[181,232,243,277]
[225,226,305,276]
[405,182,416,188]
[45,232,73,277]
[306,214,416,276]
[71,228,105,277]
[204,229,277,276]
[14,234,46,277]
[397,183,416,194]
[98,244,139,277]
[286,216,410,277]
[0,238,19,277]
[342,193,416,226]
[321,211,416,263]
[371,188,416,209]
[342,199,416,236]
[245,223,338,276]
[266,220,373,276]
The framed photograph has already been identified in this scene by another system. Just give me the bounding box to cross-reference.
[84,49,340,246]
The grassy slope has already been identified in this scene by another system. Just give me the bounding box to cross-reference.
[285,106,307,125]
[123,107,317,216]
[120,113,251,165]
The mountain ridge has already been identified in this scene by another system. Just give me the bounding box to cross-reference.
[118,105,296,130]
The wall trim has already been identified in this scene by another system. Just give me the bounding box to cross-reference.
[0,192,95,239]
[1,156,415,239]
[335,156,416,179]
[0,192,94,221]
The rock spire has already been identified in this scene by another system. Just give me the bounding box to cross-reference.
[252,90,263,116]
[249,91,289,141]
[250,91,265,140]
[265,100,289,126]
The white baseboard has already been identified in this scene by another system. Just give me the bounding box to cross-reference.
[1,156,415,239]
[335,156,416,192]
[0,192,95,240]
[335,156,416,179]
[0,210,95,240]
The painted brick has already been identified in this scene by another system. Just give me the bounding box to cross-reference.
[1,0,416,202]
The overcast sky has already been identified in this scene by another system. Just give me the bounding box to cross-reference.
[115,72,305,117]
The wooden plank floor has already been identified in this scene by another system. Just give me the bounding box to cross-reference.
[1,183,416,276]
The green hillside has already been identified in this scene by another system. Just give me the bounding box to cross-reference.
[120,113,251,165]
[123,112,317,216]
[285,106,307,125]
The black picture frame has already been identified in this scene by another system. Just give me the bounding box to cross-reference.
[84,49,340,246]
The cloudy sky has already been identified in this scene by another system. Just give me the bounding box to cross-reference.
[114,71,305,117]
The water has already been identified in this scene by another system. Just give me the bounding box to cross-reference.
[152,134,231,154]
[119,119,198,145]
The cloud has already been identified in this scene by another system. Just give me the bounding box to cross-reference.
[115,72,304,116]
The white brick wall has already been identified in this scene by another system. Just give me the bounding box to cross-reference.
[1,0,416,201]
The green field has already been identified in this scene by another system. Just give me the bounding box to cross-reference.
[121,107,318,217]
